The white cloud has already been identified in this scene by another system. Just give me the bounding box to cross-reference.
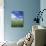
[11,13,23,21]
[11,14,17,19]
[17,17,23,21]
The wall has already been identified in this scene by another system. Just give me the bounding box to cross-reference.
[0,0,4,42]
[40,0,46,45]
[0,0,3,6]
[4,0,40,42]
[40,0,46,27]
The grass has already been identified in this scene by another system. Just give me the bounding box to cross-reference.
[11,20,24,27]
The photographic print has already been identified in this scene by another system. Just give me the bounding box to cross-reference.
[11,11,24,27]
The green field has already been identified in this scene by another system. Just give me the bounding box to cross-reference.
[11,20,24,27]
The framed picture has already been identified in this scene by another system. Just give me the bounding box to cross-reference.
[11,11,24,27]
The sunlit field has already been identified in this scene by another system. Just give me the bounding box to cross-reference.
[11,20,24,27]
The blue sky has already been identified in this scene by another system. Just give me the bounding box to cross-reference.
[11,11,23,18]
